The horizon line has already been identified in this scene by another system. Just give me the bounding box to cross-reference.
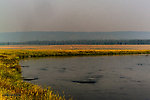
[0,31,150,33]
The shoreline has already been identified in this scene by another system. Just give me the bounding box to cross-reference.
[1,45,150,50]
[1,49,150,99]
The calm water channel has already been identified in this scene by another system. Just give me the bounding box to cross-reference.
[20,55,150,100]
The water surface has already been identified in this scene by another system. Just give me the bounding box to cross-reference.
[20,55,150,100]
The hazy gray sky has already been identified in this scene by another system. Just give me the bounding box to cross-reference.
[1,0,150,32]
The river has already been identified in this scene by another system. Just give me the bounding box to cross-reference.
[20,55,150,100]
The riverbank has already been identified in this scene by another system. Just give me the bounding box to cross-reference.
[1,49,150,99]
[0,51,66,100]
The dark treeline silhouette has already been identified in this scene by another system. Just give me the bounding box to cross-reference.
[1,40,150,45]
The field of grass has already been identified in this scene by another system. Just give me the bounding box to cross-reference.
[1,49,150,99]
[1,45,150,50]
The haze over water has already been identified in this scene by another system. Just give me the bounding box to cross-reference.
[1,1,150,41]
[0,31,150,42]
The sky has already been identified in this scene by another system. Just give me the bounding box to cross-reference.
[0,0,150,32]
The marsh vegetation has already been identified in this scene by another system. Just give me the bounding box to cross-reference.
[1,49,150,99]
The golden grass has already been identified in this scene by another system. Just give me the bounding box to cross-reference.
[0,50,67,100]
[0,49,150,100]
[1,45,150,50]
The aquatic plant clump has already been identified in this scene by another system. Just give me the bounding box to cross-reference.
[0,49,150,99]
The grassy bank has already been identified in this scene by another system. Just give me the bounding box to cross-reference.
[1,49,150,100]
[0,52,66,100]
[4,49,150,58]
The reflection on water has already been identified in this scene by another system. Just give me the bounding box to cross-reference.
[20,55,150,100]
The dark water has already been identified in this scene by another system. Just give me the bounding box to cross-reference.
[20,55,150,100]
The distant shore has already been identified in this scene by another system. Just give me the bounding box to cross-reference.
[1,45,150,50]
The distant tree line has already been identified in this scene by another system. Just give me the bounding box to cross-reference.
[1,40,150,45]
